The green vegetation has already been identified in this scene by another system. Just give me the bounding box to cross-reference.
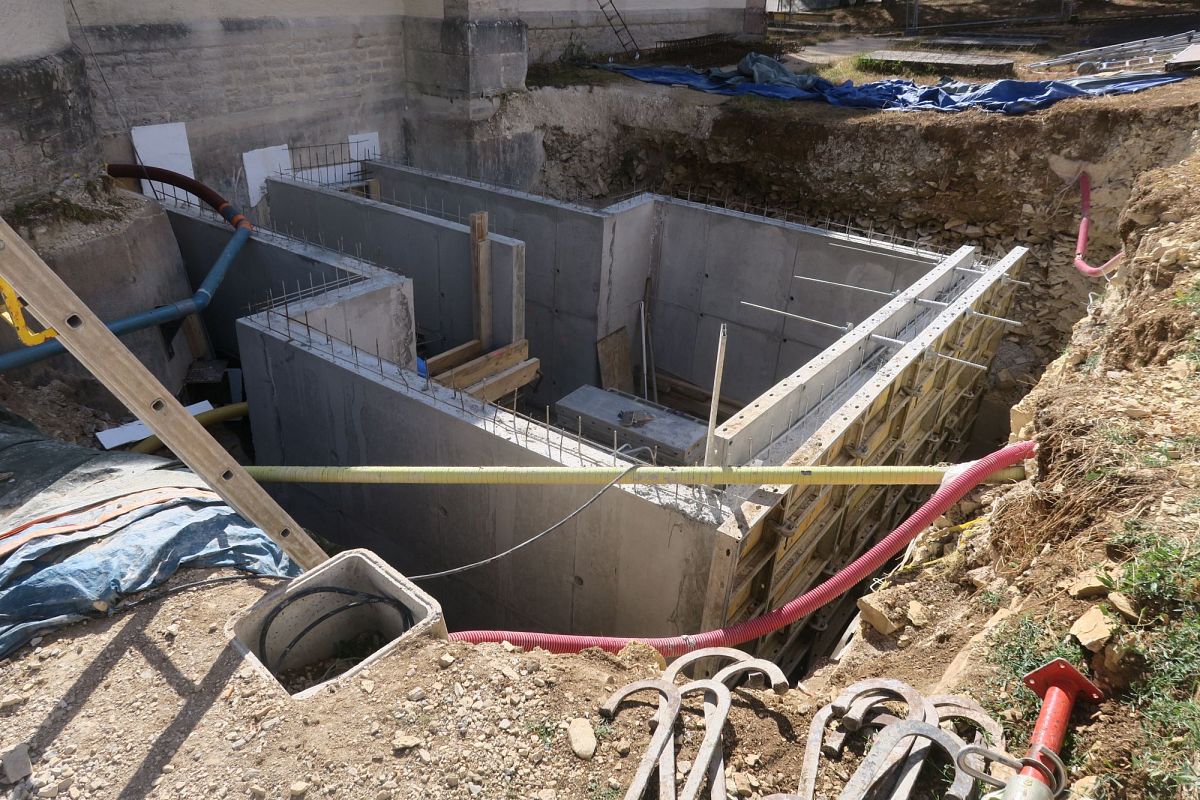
[1172,277,1200,309]
[526,718,558,747]
[586,779,621,800]
[1106,525,1200,795]
[1140,435,1200,469]
[593,722,613,740]
[985,615,1086,749]
[978,589,1003,611]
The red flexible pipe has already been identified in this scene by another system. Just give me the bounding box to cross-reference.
[1074,172,1123,277]
[106,163,252,230]
[449,439,1036,656]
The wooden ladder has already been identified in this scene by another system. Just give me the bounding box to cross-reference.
[595,0,639,57]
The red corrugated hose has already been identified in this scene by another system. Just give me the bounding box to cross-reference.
[1074,171,1123,277]
[449,439,1036,656]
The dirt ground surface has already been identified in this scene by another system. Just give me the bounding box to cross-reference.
[812,0,1195,31]
[5,24,1200,800]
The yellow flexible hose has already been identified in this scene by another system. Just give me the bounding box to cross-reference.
[243,464,1026,487]
[130,402,249,454]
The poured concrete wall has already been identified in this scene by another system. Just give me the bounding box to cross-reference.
[282,277,418,369]
[651,200,936,403]
[238,315,720,635]
[367,161,611,402]
[168,209,357,358]
[363,162,947,407]
[519,0,754,62]
[265,178,525,356]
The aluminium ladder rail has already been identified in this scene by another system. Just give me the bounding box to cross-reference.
[0,216,328,570]
[596,0,640,57]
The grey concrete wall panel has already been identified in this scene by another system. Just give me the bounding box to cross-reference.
[598,197,659,377]
[167,209,350,358]
[238,317,717,636]
[266,178,524,354]
[366,161,609,406]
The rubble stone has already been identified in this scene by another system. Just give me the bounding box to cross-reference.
[857,593,902,636]
[567,718,596,760]
[1070,607,1114,652]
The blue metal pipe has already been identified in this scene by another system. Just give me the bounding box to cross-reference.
[0,223,252,371]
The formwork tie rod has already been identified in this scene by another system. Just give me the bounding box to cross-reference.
[244,464,1026,486]
[741,302,992,371]
[791,274,896,298]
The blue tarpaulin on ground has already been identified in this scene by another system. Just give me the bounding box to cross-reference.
[602,53,1190,114]
[0,495,299,657]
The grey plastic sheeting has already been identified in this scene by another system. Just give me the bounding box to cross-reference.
[0,420,296,657]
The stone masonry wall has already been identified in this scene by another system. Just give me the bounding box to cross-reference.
[68,11,526,201]
[0,48,99,210]
[523,6,750,62]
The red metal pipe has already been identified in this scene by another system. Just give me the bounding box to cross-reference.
[1013,658,1104,796]
[449,439,1036,656]
[1074,171,1123,277]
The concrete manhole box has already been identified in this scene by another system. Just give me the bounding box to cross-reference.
[228,549,447,697]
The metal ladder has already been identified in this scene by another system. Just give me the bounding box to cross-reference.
[595,0,639,57]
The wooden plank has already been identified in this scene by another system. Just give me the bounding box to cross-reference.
[0,217,326,569]
[438,339,528,389]
[596,327,634,394]
[655,372,741,420]
[467,358,540,403]
[471,212,493,351]
[426,338,483,376]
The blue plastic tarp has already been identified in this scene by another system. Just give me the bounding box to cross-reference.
[0,495,299,657]
[602,54,1190,114]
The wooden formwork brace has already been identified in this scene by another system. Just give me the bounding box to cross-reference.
[0,217,327,570]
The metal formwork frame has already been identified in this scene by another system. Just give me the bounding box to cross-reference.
[704,247,1027,673]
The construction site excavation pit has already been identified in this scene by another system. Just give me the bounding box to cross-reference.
[180,157,1033,675]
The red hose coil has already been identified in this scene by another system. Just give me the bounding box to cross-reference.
[449,439,1036,656]
[1074,172,1123,277]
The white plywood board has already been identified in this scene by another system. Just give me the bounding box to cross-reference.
[349,131,381,161]
[243,144,291,207]
[96,401,213,449]
[130,122,199,207]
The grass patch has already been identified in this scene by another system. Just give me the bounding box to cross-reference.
[526,718,558,747]
[587,779,621,800]
[1105,525,1200,795]
[978,589,1003,611]
[1172,277,1200,310]
[1126,618,1200,795]
[1109,529,1200,623]
[985,615,1087,750]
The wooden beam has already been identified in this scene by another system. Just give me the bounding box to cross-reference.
[596,327,634,394]
[471,211,493,351]
[438,339,528,390]
[426,338,483,376]
[467,358,540,403]
[655,372,742,421]
[0,217,327,570]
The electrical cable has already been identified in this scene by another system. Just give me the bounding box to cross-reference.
[408,465,638,581]
[256,586,414,673]
[271,597,403,673]
[116,573,292,612]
